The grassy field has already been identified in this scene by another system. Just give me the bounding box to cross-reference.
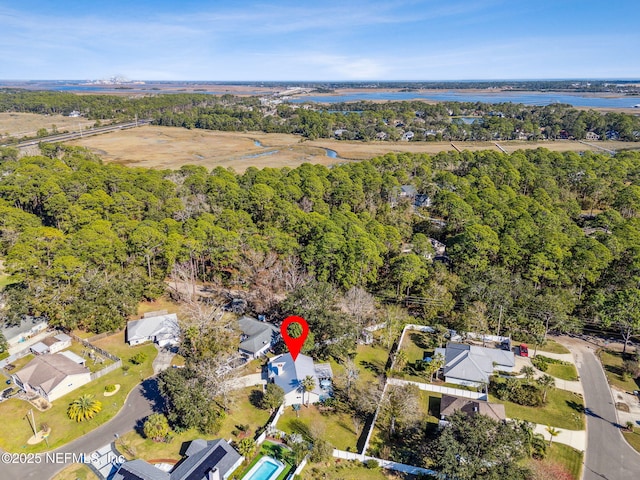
[299,459,412,480]
[489,388,585,430]
[277,404,360,452]
[538,339,571,355]
[623,429,640,453]
[137,297,182,316]
[0,333,157,453]
[67,125,639,173]
[545,362,579,382]
[0,112,95,138]
[599,349,640,391]
[530,443,584,480]
[64,341,115,373]
[353,344,390,385]
[51,463,99,480]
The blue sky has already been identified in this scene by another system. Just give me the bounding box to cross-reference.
[1,0,639,81]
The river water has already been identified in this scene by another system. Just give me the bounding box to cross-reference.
[288,91,640,108]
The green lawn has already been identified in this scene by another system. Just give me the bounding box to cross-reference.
[0,333,157,453]
[545,362,579,382]
[400,331,431,364]
[599,349,640,391]
[489,388,585,430]
[51,463,99,480]
[6,353,35,371]
[277,404,359,451]
[538,340,571,355]
[0,273,15,289]
[117,386,271,462]
[137,297,181,316]
[623,429,640,453]
[547,443,584,480]
[299,459,404,480]
[354,344,390,384]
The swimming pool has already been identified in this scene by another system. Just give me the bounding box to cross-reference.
[242,456,285,480]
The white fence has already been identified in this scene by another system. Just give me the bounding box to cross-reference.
[333,449,437,476]
[387,377,487,400]
[255,403,285,446]
[287,456,308,479]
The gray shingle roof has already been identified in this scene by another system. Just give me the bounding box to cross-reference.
[126,313,180,344]
[440,394,506,421]
[238,316,279,355]
[438,342,515,384]
[113,459,171,480]
[14,354,90,395]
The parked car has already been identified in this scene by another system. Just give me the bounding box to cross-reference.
[519,344,529,357]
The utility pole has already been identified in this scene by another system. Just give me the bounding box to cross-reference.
[26,409,37,436]
[496,305,503,337]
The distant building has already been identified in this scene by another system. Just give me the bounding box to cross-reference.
[12,353,91,402]
[268,353,333,406]
[113,438,243,480]
[585,131,600,141]
[126,312,180,347]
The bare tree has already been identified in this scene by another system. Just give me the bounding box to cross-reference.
[340,286,377,328]
[381,384,421,436]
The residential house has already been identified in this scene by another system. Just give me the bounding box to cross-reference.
[30,333,72,355]
[401,131,415,141]
[12,353,91,402]
[268,353,333,406]
[399,185,418,198]
[2,316,47,348]
[126,312,180,347]
[435,342,515,387]
[585,131,600,141]
[376,131,388,140]
[438,394,506,427]
[238,316,279,359]
[114,438,243,480]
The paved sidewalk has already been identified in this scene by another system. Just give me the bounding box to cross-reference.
[611,387,640,428]
[531,423,586,451]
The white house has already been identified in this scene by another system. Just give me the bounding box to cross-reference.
[2,317,47,348]
[12,353,91,402]
[267,353,333,406]
[435,342,515,387]
[126,313,180,347]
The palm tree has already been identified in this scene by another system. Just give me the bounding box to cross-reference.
[394,350,407,372]
[300,375,316,406]
[237,437,256,460]
[537,374,555,403]
[546,425,560,446]
[67,394,102,422]
[143,413,170,442]
[521,366,535,383]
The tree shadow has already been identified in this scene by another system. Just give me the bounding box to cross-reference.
[287,419,312,441]
[359,360,382,376]
[410,332,433,350]
[249,389,263,409]
[140,378,165,413]
[428,396,442,417]
[566,400,584,413]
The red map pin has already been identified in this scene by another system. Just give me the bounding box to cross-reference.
[280,315,309,361]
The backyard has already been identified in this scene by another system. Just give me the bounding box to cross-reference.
[277,404,360,452]
[0,333,157,453]
[299,459,413,480]
[51,464,99,480]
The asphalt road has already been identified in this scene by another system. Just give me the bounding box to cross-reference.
[0,378,161,480]
[577,345,640,480]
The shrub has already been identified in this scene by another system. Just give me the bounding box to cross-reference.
[363,459,379,469]
[104,384,117,393]
[121,365,130,374]
[129,352,147,365]
[531,356,549,372]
